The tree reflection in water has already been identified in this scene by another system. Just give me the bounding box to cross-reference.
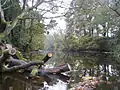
[0,73,43,90]
[0,73,68,90]
[0,51,120,90]
[50,51,120,90]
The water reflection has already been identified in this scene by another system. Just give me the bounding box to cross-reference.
[0,52,120,90]
[0,73,68,90]
[50,51,120,89]
[0,73,43,90]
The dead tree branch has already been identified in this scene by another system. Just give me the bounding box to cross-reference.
[4,61,44,72]
[2,52,53,72]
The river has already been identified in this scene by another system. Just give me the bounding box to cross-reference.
[0,51,120,90]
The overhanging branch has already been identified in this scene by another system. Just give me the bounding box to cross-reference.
[1,0,8,7]
[98,0,120,17]
[0,0,45,38]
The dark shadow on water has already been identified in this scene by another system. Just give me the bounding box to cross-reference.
[0,73,44,90]
[0,72,68,90]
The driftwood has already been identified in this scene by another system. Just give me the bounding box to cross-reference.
[1,53,52,72]
[0,43,70,84]
[39,64,70,74]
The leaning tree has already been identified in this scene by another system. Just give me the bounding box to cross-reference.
[0,0,70,85]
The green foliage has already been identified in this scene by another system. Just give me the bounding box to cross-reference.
[1,0,21,21]
[9,21,45,60]
[1,0,45,60]
[30,66,39,76]
[16,50,27,61]
[30,22,45,50]
[73,55,98,69]
[112,44,120,62]
[63,35,115,52]
[66,0,120,38]
[78,36,100,49]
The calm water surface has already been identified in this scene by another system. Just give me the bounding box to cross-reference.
[0,52,120,90]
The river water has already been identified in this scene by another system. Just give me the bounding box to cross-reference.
[0,51,120,90]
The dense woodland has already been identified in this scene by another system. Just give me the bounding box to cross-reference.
[0,0,71,87]
[1,0,120,89]
[53,0,120,83]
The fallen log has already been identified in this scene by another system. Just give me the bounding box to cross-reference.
[25,64,71,77]
[39,64,70,74]
[0,43,54,73]
[41,73,70,83]
[6,58,27,66]
[2,52,53,72]
[33,64,71,83]
[0,50,10,64]
[41,52,53,63]
[0,43,71,85]
[3,61,44,72]
[6,52,53,67]
[0,43,17,71]
[3,52,71,76]
[38,73,70,85]
[3,63,71,84]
